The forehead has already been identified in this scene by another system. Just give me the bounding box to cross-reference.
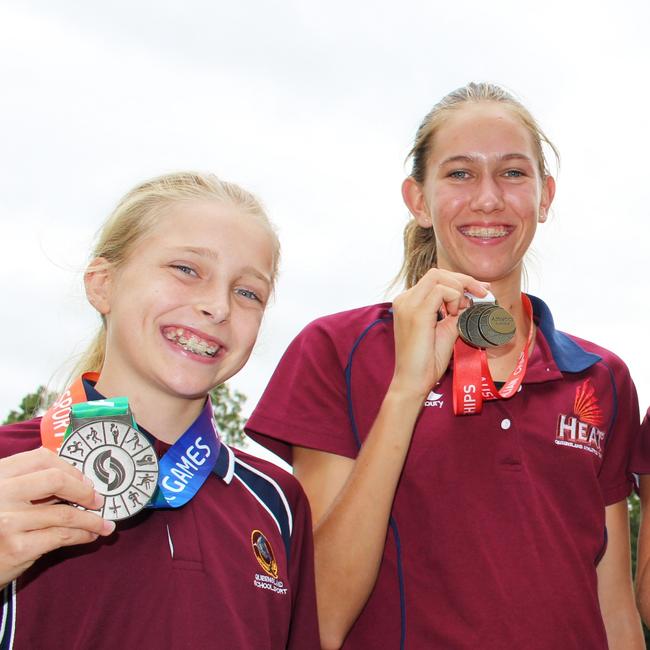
[149,199,270,245]
[138,199,275,268]
[431,102,535,161]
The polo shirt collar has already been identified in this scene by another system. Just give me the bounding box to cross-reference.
[82,378,235,484]
[213,442,235,484]
[528,294,601,372]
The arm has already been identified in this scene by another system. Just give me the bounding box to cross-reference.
[636,475,650,625]
[294,269,489,650]
[0,447,115,588]
[597,499,644,649]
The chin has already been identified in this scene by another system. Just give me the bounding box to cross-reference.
[158,374,217,400]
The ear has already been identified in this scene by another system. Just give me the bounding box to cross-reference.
[538,175,556,223]
[401,176,432,228]
[84,258,114,315]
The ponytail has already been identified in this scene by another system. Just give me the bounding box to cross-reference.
[395,220,437,289]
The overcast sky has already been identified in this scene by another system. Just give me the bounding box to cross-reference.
[1,1,649,462]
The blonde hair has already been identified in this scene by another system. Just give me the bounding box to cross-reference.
[71,171,280,378]
[397,82,559,288]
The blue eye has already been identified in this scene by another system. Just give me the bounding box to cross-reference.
[503,169,524,177]
[236,288,261,302]
[172,264,197,276]
[449,170,470,179]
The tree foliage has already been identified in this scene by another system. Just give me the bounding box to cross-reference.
[209,383,247,447]
[628,493,650,644]
[3,386,55,425]
[4,383,248,447]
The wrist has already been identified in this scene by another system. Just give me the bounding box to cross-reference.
[386,377,430,407]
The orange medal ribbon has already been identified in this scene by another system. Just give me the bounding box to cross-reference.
[40,372,100,452]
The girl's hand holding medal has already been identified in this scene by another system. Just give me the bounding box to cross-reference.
[0,446,114,588]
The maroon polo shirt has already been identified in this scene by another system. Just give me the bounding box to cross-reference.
[0,418,319,650]
[245,295,638,650]
[630,408,650,473]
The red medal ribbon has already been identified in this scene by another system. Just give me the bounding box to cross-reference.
[452,294,534,416]
[40,372,99,452]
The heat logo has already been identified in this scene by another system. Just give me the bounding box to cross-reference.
[555,379,606,458]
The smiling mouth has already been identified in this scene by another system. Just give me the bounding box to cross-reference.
[163,327,220,358]
[459,225,512,239]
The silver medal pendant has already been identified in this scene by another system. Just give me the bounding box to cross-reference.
[59,418,159,521]
[458,291,516,349]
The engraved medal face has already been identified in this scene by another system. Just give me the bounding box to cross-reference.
[478,306,516,347]
[458,304,493,348]
[59,420,159,521]
[458,301,516,349]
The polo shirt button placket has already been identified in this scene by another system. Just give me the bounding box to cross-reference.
[496,411,523,470]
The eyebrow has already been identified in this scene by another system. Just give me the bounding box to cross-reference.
[439,153,533,166]
[174,246,272,285]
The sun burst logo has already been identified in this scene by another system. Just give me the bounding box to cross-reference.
[573,379,603,427]
[555,379,606,458]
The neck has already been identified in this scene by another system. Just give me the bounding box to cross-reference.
[93,371,207,444]
[481,276,534,378]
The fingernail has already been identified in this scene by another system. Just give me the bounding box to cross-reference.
[102,520,116,535]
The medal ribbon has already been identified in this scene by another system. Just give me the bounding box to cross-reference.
[452,294,534,416]
[40,374,221,509]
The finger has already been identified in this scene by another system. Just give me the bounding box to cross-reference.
[2,525,104,573]
[0,505,115,539]
[0,447,87,484]
[3,468,102,511]
[419,268,491,300]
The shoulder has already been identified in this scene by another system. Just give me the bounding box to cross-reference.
[298,302,393,345]
[562,331,632,378]
[0,417,43,457]
[531,295,632,380]
[231,447,308,511]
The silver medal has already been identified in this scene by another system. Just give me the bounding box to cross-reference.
[59,419,159,521]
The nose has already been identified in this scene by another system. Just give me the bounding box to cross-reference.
[469,174,505,213]
[197,288,230,324]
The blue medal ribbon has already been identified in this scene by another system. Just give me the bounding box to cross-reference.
[148,399,221,508]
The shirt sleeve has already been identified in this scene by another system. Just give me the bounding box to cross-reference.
[245,319,359,464]
[629,407,650,474]
[598,361,640,505]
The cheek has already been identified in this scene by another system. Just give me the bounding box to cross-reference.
[505,185,542,215]
[430,188,466,221]
[236,311,264,346]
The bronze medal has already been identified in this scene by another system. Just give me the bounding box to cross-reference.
[478,306,516,347]
[458,293,516,349]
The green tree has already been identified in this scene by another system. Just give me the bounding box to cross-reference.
[628,493,650,644]
[209,383,248,447]
[3,386,56,424]
[3,383,248,447]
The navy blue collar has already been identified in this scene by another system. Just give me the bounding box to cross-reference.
[528,294,600,373]
[81,378,235,483]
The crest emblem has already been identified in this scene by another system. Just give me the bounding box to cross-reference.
[251,530,278,578]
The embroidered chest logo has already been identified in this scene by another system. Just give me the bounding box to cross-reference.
[251,529,287,595]
[555,379,606,458]
[424,389,444,408]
